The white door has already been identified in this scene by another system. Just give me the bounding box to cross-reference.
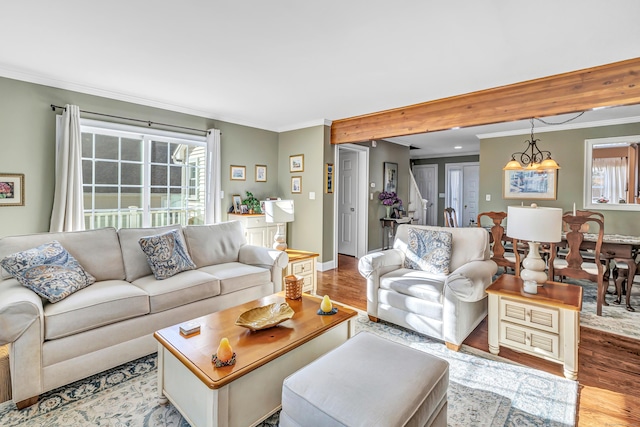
[463,165,480,226]
[445,162,479,227]
[412,164,438,225]
[338,150,358,256]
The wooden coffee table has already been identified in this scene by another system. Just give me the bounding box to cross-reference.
[154,292,357,427]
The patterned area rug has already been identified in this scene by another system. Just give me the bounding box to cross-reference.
[566,277,640,339]
[0,314,577,427]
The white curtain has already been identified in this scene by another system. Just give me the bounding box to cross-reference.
[593,157,627,202]
[50,105,85,232]
[205,128,222,223]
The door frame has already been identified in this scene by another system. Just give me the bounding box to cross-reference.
[444,161,479,226]
[334,144,369,265]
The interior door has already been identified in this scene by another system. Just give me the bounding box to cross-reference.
[412,164,438,225]
[462,164,480,226]
[338,150,358,256]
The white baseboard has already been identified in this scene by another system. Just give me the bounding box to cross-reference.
[317,260,336,271]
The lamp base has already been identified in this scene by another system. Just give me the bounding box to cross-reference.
[272,223,287,251]
[520,241,547,293]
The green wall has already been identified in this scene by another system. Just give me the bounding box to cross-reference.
[0,76,280,237]
[479,123,640,235]
[367,140,410,251]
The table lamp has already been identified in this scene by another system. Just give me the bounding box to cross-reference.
[263,199,295,250]
[506,204,562,294]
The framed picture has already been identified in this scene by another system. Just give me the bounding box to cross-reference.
[291,176,302,193]
[255,165,267,182]
[325,163,334,193]
[240,204,249,214]
[0,173,25,207]
[230,165,246,181]
[503,169,558,200]
[289,154,304,172]
[232,194,242,213]
[383,162,398,193]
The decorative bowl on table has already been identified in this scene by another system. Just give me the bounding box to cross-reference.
[235,302,295,331]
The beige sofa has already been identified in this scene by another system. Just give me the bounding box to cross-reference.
[0,221,288,408]
[358,224,497,351]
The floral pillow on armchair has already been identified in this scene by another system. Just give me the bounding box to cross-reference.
[403,227,453,274]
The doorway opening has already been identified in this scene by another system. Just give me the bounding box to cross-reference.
[445,162,479,227]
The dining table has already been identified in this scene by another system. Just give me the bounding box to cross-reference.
[558,233,640,311]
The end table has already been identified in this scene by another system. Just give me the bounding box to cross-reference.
[285,249,319,295]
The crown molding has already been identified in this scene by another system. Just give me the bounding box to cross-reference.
[0,65,285,132]
[477,115,640,139]
[277,118,332,133]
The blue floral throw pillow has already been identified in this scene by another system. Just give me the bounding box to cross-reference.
[138,229,196,280]
[0,241,96,303]
[403,228,453,274]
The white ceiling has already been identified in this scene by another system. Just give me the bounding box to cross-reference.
[2,1,640,156]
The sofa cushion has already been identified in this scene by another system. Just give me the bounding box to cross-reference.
[380,268,445,304]
[0,227,125,282]
[138,229,196,280]
[132,270,221,313]
[44,279,149,340]
[403,227,452,274]
[198,262,271,295]
[1,241,96,303]
[183,222,246,268]
[118,225,183,282]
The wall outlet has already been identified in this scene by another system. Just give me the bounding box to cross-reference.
[485,194,491,201]
[309,192,316,200]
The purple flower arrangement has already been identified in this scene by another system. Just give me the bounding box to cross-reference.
[378,191,401,206]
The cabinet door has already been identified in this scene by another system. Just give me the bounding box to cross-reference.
[246,228,266,247]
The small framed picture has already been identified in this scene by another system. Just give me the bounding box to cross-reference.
[255,165,267,182]
[0,173,25,207]
[240,204,249,214]
[232,194,242,213]
[289,154,304,173]
[291,176,302,193]
[230,165,246,181]
[325,163,333,194]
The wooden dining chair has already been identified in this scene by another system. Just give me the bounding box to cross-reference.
[549,212,606,316]
[444,207,458,227]
[477,211,520,276]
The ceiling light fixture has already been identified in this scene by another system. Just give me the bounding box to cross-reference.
[503,118,560,170]
[454,145,462,150]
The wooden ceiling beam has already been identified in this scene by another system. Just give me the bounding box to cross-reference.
[330,57,640,144]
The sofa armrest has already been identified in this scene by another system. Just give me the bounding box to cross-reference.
[445,259,498,302]
[238,245,289,292]
[0,279,44,346]
[358,250,404,317]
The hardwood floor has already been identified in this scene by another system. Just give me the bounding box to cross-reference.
[317,254,640,426]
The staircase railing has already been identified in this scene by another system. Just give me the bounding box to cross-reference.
[408,169,428,225]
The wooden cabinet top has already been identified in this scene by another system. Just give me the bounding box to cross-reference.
[285,249,319,262]
[486,274,582,311]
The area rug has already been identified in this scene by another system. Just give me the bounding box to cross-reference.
[566,277,640,339]
[0,314,577,427]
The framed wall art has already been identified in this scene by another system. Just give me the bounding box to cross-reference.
[0,173,24,207]
[255,165,267,182]
[503,169,558,200]
[230,165,246,181]
[291,176,302,193]
[383,162,398,193]
[289,154,304,172]
[325,163,333,193]
[232,194,242,213]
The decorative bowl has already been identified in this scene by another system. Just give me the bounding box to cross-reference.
[235,302,295,331]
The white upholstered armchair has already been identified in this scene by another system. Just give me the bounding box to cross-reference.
[358,224,498,351]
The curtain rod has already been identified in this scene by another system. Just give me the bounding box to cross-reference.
[50,104,210,135]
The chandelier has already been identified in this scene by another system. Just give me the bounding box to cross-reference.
[503,118,561,170]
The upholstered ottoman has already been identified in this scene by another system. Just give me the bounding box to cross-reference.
[279,331,449,427]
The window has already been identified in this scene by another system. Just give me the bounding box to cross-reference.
[80,119,208,229]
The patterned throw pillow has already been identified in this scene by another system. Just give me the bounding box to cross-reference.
[0,241,96,303]
[138,229,196,280]
[403,228,453,274]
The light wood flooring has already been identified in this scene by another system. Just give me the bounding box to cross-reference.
[317,254,640,426]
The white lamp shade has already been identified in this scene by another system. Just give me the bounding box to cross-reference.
[263,200,295,223]
[506,205,562,243]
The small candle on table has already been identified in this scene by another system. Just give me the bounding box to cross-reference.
[573,203,576,215]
